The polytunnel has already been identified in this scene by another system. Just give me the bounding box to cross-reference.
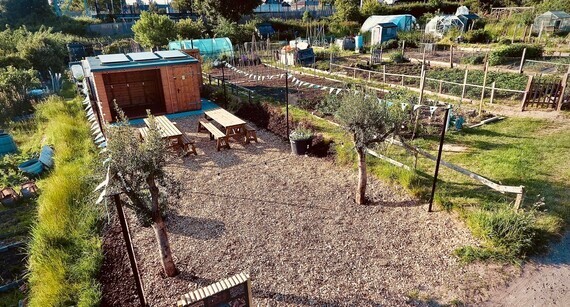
[169,37,234,60]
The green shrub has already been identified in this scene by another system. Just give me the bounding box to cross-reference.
[397,30,423,48]
[317,94,342,116]
[388,51,408,63]
[488,44,544,66]
[27,96,103,307]
[380,39,398,50]
[462,29,492,44]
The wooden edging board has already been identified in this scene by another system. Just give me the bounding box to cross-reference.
[177,272,252,307]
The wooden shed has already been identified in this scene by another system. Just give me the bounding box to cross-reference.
[82,50,202,122]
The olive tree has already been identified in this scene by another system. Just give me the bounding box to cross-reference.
[106,109,179,277]
[336,92,405,205]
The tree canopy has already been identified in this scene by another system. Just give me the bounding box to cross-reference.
[195,0,262,23]
[132,11,177,50]
[172,0,194,12]
[336,91,405,204]
[176,18,206,39]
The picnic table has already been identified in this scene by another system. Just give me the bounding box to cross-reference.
[204,108,247,142]
[142,115,183,149]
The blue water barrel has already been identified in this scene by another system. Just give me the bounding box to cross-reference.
[355,36,364,50]
[18,159,44,176]
[0,134,17,156]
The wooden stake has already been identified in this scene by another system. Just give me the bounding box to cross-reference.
[520,74,534,111]
[383,65,386,83]
[449,45,454,68]
[460,69,468,103]
[479,61,489,116]
[518,47,527,74]
[490,81,496,104]
[557,73,569,111]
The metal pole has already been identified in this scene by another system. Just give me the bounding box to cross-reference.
[222,64,227,108]
[428,107,450,212]
[113,194,147,307]
[285,72,289,139]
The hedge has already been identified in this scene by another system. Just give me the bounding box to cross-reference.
[27,96,103,307]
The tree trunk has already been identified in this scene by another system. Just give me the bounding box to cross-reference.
[356,146,367,205]
[147,174,178,277]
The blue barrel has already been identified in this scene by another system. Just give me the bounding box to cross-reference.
[0,134,17,156]
[355,35,364,50]
[18,159,44,176]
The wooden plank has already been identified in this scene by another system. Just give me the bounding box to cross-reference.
[557,73,569,111]
[390,138,525,194]
[367,149,412,171]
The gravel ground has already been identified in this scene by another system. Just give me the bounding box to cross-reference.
[119,116,516,306]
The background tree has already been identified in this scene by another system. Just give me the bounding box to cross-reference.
[195,0,262,23]
[106,109,180,277]
[132,11,176,50]
[360,0,381,17]
[176,17,206,39]
[172,0,194,12]
[0,0,54,26]
[335,92,405,205]
[333,0,361,22]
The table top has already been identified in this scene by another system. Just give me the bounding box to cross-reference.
[205,108,246,128]
[143,115,182,138]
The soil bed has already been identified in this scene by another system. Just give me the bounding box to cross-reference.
[102,116,516,306]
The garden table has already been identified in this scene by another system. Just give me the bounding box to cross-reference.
[142,115,183,150]
[204,108,247,143]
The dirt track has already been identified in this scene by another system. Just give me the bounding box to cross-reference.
[485,233,570,306]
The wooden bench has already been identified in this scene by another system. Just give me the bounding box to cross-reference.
[245,124,257,143]
[198,118,230,151]
[180,134,197,156]
[138,127,149,140]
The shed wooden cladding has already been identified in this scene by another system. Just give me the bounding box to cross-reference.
[84,51,203,122]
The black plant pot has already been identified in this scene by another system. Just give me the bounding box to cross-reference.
[290,138,312,155]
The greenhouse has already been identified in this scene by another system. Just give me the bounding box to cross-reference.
[533,11,570,34]
[169,37,234,60]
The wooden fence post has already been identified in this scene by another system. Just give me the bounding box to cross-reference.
[479,61,489,116]
[438,80,443,94]
[557,73,569,111]
[329,44,333,74]
[460,69,468,103]
[383,65,386,83]
[368,70,371,82]
[490,81,496,104]
[401,75,405,86]
[449,45,454,68]
[401,40,405,57]
[514,186,525,210]
[518,48,527,74]
[520,74,534,111]
[418,68,426,104]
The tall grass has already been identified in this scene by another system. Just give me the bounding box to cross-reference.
[27,96,103,306]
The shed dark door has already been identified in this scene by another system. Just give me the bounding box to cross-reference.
[104,69,165,119]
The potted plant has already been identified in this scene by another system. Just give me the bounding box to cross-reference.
[289,127,313,155]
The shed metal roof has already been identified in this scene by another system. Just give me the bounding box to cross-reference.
[85,51,198,72]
